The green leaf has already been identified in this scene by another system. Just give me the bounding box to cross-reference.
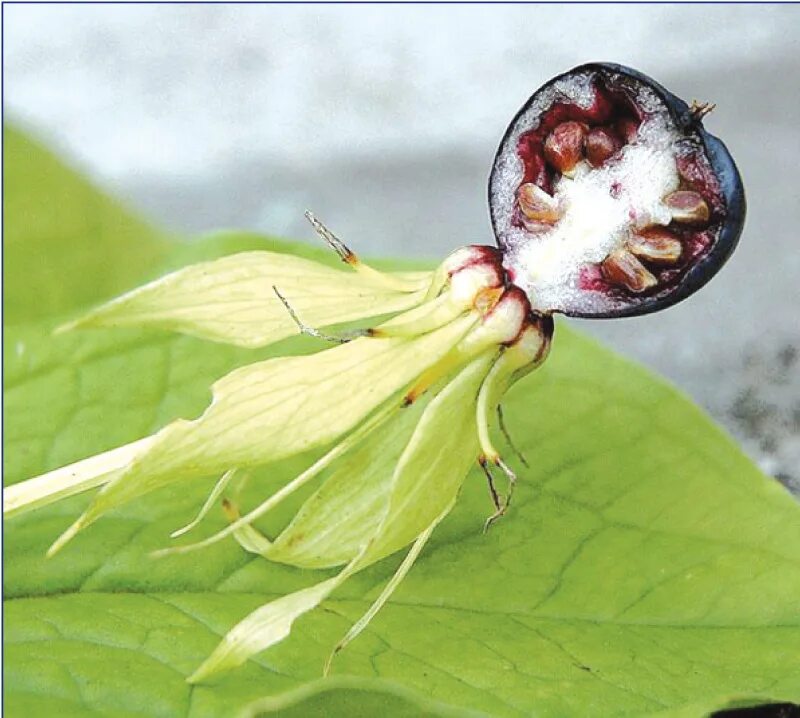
[4,126,800,718]
[240,676,491,717]
[2,125,169,324]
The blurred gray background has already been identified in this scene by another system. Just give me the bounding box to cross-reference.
[5,5,798,489]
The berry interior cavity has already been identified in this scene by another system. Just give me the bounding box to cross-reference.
[490,64,739,318]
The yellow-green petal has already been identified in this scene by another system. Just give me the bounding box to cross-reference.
[60,250,431,348]
[266,394,430,568]
[186,570,350,684]
[48,315,476,551]
[362,352,495,564]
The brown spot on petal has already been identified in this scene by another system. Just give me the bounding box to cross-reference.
[221,498,239,521]
[601,250,657,293]
[287,532,305,547]
[543,121,587,175]
[664,190,710,224]
[628,228,683,265]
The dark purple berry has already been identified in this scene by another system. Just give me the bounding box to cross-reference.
[489,62,746,318]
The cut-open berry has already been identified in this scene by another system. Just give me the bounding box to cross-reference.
[489,62,745,318]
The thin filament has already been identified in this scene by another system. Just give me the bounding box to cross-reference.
[324,505,449,675]
[170,468,239,538]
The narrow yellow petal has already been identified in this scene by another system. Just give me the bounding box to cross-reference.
[476,354,508,464]
[477,323,552,463]
[228,517,274,557]
[186,571,349,684]
[217,494,275,557]
[59,250,431,348]
[2,436,154,518]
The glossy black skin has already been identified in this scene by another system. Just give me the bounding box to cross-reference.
[489,62,746,319]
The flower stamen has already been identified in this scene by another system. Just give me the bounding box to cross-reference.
[304,211,420,293]
[272,285,369,344]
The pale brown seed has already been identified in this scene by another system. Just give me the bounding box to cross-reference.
[627,228,683,265]
[517,183,560,224]
[664,190,710,224]
[601,250,658,293]
[585,126,622,168]
[543,121,587,175]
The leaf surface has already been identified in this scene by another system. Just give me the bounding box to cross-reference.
[5,126,800,718]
